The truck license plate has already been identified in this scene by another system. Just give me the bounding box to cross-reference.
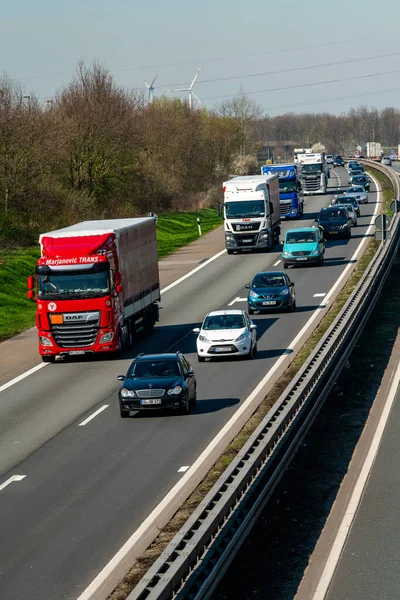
[69,350,85,355]
[242,239,252,243]
[140,399,162,405]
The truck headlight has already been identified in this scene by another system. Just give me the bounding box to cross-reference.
[121,388,137,398]
[40,336,53,346]
[99,332,114,343]
[167,386,183,395]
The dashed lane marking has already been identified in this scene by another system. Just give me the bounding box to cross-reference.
[0,475,26,492]
[228,297,247,306]
[78,405,109,427]
[178,466,190,473]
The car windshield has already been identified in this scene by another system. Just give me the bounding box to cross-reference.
[348,186,364,193]
[225,200,265,219]
[38,271,109,297]
[353,176,367,184]
[340,204,355,213]
[202,315,245,330]
[320,209,347,221]
[129,359,180,378]
[286,231,317,244]
[279,181,297,193]
[252,274,286,287]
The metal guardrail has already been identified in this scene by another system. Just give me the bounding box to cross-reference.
[128,163,400,600]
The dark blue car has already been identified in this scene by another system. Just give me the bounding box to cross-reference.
[246,271,296,314]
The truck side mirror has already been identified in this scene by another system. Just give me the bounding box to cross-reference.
[27,275,35,300]
[218,204,223,217]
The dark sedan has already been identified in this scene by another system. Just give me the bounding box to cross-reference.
[333,156,344,167]
[118,352,197,416]
[246,271,296,313]
[316,207,351,239]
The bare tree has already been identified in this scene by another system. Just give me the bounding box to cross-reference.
[217,85,263,155]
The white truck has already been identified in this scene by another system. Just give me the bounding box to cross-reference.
[366,142,382,161]
[297,153,328,195]
[294,148,312,164]
[221,175,281,254]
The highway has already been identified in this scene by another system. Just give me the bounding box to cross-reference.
[0,167,380,600]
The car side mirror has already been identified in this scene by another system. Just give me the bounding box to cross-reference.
[193,327,200,334]
[185,368,194,377]
[290,282,294,287]
[314,218,318,222]
[250,324,257,331]
[117,375,125,381]
[245,284,250,289]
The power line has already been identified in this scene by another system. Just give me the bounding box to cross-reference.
[263,86,400,113]
[158,50,400,89]
[16,32,399,82]
[202,68,400,101]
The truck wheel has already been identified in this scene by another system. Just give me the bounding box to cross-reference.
[42,356,55,363]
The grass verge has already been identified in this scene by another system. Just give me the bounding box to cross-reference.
[0,209,222,342]
[368,168,393,215]
[107,238,380,599]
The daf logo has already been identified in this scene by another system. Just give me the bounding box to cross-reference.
[65,315,84,321]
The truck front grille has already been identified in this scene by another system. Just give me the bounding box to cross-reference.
[233,222,261,232]
[280,203,292,215]
[304,177,321,191]
[51,312,100,348]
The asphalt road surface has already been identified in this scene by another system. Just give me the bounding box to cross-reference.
[0,168,379,600]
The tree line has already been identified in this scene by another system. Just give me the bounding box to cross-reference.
[1,62,399,247]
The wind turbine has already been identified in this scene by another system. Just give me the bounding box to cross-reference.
[143,74,158,103]
[168,66,203,109]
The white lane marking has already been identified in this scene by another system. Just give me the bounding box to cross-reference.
[161,248,226,294]
[0,363,48,394]
[178,466,190,473]
[78,405,109,427]
[273,260,281,266]
[313,293,326,298]
[228,297,247,306]
[77,181,382,600]
[312,356,400,600]
[0,475,26,492]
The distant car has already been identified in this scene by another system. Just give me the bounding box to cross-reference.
[118,352,197,416]
[347,185,368,204]
[282,226,325,268]
[326,155,334,164]
[336,203,357,226]
[331,195,360,217]
[246,271,296,313]
[333,156,345,167]
[382,156,392,166]
[347,160,360,172]
[316,206,351,239]
[193,309,257,361]
[349,168,365,184]
[351,174,370,191]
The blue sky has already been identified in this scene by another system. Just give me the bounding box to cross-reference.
[1,0,399,115]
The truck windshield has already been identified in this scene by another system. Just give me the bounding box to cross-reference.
[302,164,323,174]
[225,200,265,219]
[279,181,297,193]
[38,271,110,298]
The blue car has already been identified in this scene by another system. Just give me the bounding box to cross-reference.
[246,271,296,314]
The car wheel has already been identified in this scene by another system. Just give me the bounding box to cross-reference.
[227,250,234,255]
[179,395,190,415]
[42,355,55,363]
[347,231,351,239]
[248,307,255,315]
[245,345,254,360]
[283,262,288,269]
[197,354,205,363]
[318,255,324,266]
[190,390,197,407]
[120,408,130,418]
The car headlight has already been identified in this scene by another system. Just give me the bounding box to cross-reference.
[341,223,349,229]
[310,249,320,255]
[121,388,137,398]
[282,251,291,258]
[235,332,249,342]
[167,386,183,395]
[249,290,259,298]
[199,335,209,343]
[281,289,289,295]
[40,336,53,346]
[99,332,114,343]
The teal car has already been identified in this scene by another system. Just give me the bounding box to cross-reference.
[282,226,325,268]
